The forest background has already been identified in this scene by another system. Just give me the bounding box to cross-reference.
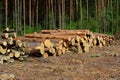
[0,0,120,36]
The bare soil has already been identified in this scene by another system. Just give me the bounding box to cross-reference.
[0,44,120,80]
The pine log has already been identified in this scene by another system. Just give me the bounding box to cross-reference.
[50,31,87,36]
[0,40,7,46]
[71,38,75,46]
[0,55,3,64]
[6,49,11,53]
[8,52,14,58]
[62,47,66,54]
[7,37,14,46]
[42,52,48,58]
[8,32,17,38]
[3,27,9,33]
[0,46,7,54]
[0,33,9,39]
[56,49,62,56]
[45,47,56,55]
[44,39,52,48]
[11,50,21,58]
[83,45,89,53]
[15,40,23,48]
[35,42,45,55]
[41,30,90,34]
[3,56,11,62]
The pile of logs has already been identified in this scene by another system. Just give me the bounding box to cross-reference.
[16,29,115,58]
[0,27,27,64]
[0,28,115,63]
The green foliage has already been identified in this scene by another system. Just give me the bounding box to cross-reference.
[24,25,42,34]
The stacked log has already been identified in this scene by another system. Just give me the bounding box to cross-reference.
[0,27,27,64]
[21,30,115,58]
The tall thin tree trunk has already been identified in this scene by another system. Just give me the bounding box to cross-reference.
[15,0,18,34]
[46,1,48,29]
[19,0,22,35]
[98,0,102,32]
[58,0,62,29]
[102,0,106,33]
[12,0,15,29]
[5,0,8,27]
[116,0,119,33]
[36,0,38,31]
[70,0,74,29]
[95,0,98,32]
[62,0,65,29]
[17,0,20,35]
[110,0,113,34]
[48,0,51,29]
[76,0,78,20]
[29,0,31,27]
[51,0,55,29]
[86,0,89,22]
[80,0,82,29]
[54,0,57,29]
[0,1,3,30]
[70,0,71,29]
[95,0,98,20]
[23,0,26,35]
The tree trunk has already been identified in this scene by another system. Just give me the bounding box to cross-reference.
[15,0,18,34]
[23,0,26,35]
[80,0,82,29]
[29,0,32,27]
[62,0,65,29]
[46,1,48,29]
[86,0,89,22]
[51,0,55,29]
[116,0,119,33]
[70,0,73,29]
[76,0,78,20]
[17,0,20,35]
[36,0,38,31]
[110,0,113,34]
[102,0,106,33]
[5,0,8,27]
[58,0,62,29]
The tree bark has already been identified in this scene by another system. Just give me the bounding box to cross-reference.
[23,0,26,35]
[80,0,83,29]
[5,0,8,27]
[86,0,89,22]
[29,0,32,27]
[62,0,65,29]
[58,0,62,29]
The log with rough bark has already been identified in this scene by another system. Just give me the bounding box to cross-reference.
[0,46,7,54]
[42,52,49,58]
[11,49,21,58]
[41,30,90,34]
[0,40,7,46]
[8,32,17,38]
[0,33,9,39]
[3,27,9,33]
[0,28,30,64]
[12,29,115,59]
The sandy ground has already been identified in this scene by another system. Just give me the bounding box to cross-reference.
[0,44,120,80]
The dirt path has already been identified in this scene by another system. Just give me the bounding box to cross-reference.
[0,45,120,80]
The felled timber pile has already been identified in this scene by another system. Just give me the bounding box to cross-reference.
[0,27,27,64]
[21,30,115,58]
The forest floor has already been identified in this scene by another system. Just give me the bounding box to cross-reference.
[0,41,120,80]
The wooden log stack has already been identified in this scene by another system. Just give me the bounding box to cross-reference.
[0,27,28,64]
[19,29,115,58]
[0,28,115,63]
